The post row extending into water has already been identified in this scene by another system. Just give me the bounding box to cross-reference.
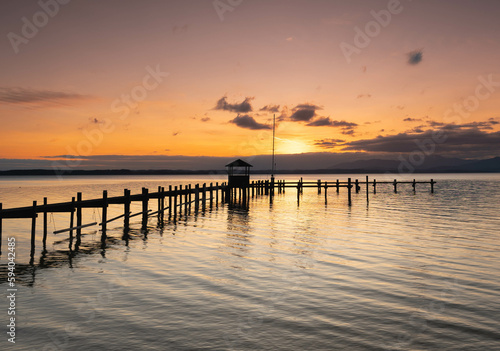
[0,177,435,256]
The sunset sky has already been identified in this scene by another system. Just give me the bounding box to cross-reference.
[1,0,499,170]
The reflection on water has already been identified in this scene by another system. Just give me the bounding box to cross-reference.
[0,174,499,350]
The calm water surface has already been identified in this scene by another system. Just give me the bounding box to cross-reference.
[0,174,499,350]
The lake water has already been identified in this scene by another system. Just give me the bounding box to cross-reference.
[1,173,499,350]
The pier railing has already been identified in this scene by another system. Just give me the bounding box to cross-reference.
[0,177,435,255]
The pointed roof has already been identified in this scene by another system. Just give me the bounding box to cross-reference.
[225,159,253,167]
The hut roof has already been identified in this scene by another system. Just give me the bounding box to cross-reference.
[225,159,253,168]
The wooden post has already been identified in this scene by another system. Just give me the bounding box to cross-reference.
[336,179,340,193]
[173,186,178,218]
[300,177,304,194]
[220,183,225,203]
[161,187,166,220]
[184,185,189,214]
[412,179,416,192]
[102,190,108,234]
[202,183,206,211]
[142,187,149,229]
[168,185,173,218]
[43,197,48,243]
[393,179,398,194]
[124,189,130,229]
[158,186,162,215]
[215,183,219,205]
[324,181,328,203]
[179,185,183,216]
[69,197,75,238]
[195,184,200,212]
[265,181,269,195]
[31,200,37,253]
[318,179,321,194]
[355,179,360,193]
[283,180,285,193]
[188,185,192,209]
[431,179,435,193]
[347,178,352,206]
[373,179,377,194]
[297,181,300,202]
[210,182,214,208]
[366,176,369,204]
[76,192,82,236]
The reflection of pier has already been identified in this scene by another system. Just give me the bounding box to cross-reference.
[0,175,436,256]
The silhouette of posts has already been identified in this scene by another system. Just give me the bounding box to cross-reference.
[373,179,377,194]
[318,179,321,194]
[431,179,435,193]
[393,179,398,193]
[412,179,416,193]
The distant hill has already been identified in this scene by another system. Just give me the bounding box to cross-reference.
[0,156,498,176]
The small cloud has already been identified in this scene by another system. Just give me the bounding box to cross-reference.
[230,114,271,130]
[260,104,280,113]
[214,96,254,113]
[306,117,358,128]
[403,118,422,122]
[361,66,367,73]
[201,117,211,122]
[314,138,345,149]
[408,50,423,65]
[289,103,322,122]
[0,87,89,104]
[357,94,372,99]
[172,131,181,136]
[286,37,293,41]
[396,105,405,110]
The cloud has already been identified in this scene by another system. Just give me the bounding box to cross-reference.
[425,119,498,130]
[289,103,322,122]
[306,117,358,129]
[404,118,423,122]
[357,94,371,99]
[201,117,211,122]
[314,138,345,149]
[0,87,89,104]
[230,114,271,130]
[214,96,253,113]
[260,104,280,113]
[408,50,423,65]
[341,124,500,157]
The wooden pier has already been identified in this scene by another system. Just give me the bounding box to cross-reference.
[0,177,435,256]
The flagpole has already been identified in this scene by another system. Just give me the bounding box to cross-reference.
[271,113,276,177]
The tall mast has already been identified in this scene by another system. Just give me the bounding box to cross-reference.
[271,114,276,177]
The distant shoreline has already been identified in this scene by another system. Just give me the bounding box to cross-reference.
[1,169,499,176]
